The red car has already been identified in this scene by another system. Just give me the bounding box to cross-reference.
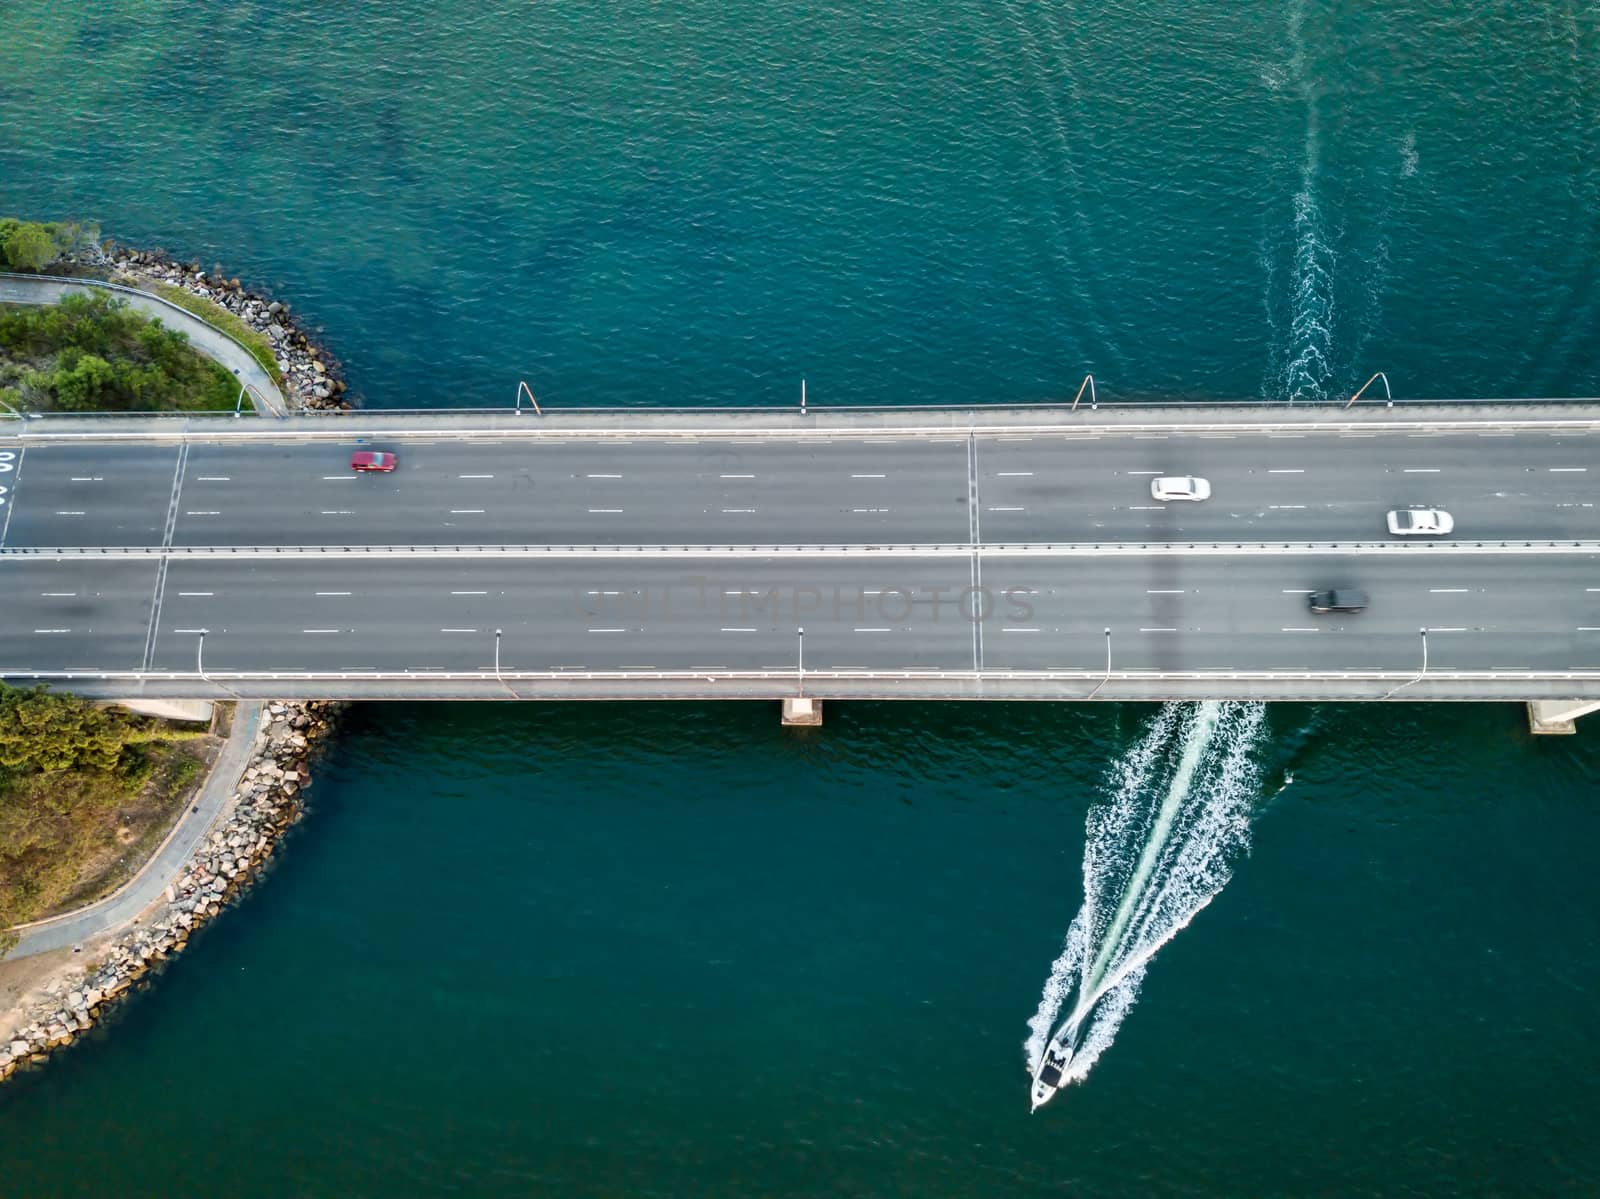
[351,451,397,472]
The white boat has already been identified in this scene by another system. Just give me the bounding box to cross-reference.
[1029,1028,1077,1111]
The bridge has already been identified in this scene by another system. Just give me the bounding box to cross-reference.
[2,403,1598,729]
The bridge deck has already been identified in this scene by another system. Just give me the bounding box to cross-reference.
[2,405,1598,702]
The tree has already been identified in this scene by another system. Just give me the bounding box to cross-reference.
[2,221,57,272]
[50,352,118,409]
[0,687,131,774]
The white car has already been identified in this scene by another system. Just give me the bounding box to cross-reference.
[1151,476,1211,502]
[1386,508,1454,536]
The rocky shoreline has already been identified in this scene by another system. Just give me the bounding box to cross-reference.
[60,240,355,412]
[0,702,340,1086]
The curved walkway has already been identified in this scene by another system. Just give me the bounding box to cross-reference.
[5,701,264,959]
[0,273,286,417]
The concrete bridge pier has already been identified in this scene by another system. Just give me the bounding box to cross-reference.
[782,697,823,726]
[1527,699,1600,735]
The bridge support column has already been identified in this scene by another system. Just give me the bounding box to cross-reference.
[1527,699,1600,735]
[782,697,822,726]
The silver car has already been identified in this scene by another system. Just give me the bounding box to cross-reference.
[1386,508,1453,536]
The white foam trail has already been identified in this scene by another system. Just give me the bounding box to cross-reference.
[1026,701,1268,1089]
[1272,0,1336,404]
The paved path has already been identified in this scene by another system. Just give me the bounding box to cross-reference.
[0,273,286,417]
[4,701,264,959]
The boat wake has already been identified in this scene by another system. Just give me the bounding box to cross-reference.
[1025,701,1269,1107]
[1278,0,1334,403]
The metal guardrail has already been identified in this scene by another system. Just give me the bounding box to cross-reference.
[4,540,1599,558]
[4,668,1600,684]
[240,396,1600,415]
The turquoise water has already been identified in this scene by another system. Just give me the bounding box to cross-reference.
[4,1,1600,1194]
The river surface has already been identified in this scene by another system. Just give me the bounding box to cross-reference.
[4,2,1600,1195]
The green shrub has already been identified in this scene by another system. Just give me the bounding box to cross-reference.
[2,221,56,271]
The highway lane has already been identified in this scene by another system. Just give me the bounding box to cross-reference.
[144,558,978,674]
[2,428,1598,549]
[1,444,183,547]
[0,559,159,670]
[170,439,972,547]
[3,552,1596,678]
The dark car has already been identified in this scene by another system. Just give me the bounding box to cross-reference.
[351,451,397,472]
[1308,589,1368,614]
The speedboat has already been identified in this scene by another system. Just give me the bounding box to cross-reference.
[1029,1037,1074,1111]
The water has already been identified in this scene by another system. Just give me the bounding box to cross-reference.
[5,1,1600,1193]
[1027,702,1269,1096]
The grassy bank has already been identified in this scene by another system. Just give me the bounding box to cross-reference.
[0,686,215,949]
[0,291,242,413]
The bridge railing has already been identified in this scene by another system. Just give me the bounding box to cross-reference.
[5,539,1598,557]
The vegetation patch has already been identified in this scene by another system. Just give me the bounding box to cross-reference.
[0,686,212,938]
[147,281,284,386]
[0,291,241,412]
[0,217,99,273]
